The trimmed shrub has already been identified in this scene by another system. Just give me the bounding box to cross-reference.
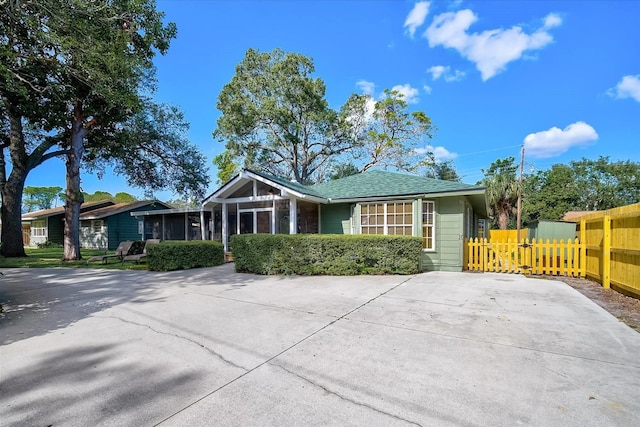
[231,234,422,275]
[147,240,224,271]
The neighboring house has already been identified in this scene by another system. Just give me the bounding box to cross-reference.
[78,201,172,250]
[22,200,115,247]
[21,200,171,249]
[199,169,488,272]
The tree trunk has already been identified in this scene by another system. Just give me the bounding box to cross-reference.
[63,102,86,261]
[0,103,28,257]
[1,173,28,257]
[498,209,509,230]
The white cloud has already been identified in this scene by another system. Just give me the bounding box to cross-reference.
[444,69,465,82]
[404,2,430,38]
[391,83,420,104]
[424,10,561,81]
[427,65,465,82]
[427,65,447,80]
[423,85,432,94]
[543,13,562,30]
[356,80,376,96]
[608,75,640,102]
[524,121,598,158]
[416,145,458,161]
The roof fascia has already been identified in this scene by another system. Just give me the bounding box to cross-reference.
[203,170,328,205]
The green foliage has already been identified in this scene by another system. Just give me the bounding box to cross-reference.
[328,162,360,181]
[0,0,208,258]
[23,186,63,212]
[214,48,356,184]
[480,157,520,230]
[83,191,114,202]
[523,164,581,222]
[231,234,422,275]
[36,241,63,249]
[147,241,225,271]
[344,89,435,173]
[114,192,138,203]
[165,196,201,209]
[419,152,460,182]
[85,101,209,199]
[523,156,640,222]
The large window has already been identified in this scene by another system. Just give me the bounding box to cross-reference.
[32,219,46,237]
[360,202,413,236]
[422,201,435,250]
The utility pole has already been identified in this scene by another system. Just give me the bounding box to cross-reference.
[516,145,525,242]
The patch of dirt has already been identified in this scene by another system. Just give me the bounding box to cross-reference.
[554,276,640,332]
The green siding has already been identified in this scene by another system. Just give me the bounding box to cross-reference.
[47,215,65,245]
[528,221,577,241]
[320,204,352,234]
[106,204,165,249]
[420,197,465,272]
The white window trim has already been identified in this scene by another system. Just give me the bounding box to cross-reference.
[359,200,414,236]
[422,200,436,252]
[31,219,47,237]
[92,220,105,234]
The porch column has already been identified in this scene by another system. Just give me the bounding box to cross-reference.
[200,210,206,240]
[222,203,228,252]
[271,199,276,234]
[184,212,189,240]
[289,198,297,234]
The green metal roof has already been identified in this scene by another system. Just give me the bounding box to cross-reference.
[311,170,484,200]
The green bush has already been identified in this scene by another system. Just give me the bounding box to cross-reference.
[231,234,422,275]
[147,240,224,271]
[37,240,63,249]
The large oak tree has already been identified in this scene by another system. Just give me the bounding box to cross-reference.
[214,48,355,184]
[1,0,208,258]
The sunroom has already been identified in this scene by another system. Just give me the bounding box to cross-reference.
[202,170,324,252]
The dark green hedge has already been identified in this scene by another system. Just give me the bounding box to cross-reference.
[147,240,225,271]
[231,234,422,275]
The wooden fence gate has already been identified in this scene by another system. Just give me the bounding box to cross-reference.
[464,238,584,277]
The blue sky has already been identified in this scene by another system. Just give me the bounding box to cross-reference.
[24,0,640,201]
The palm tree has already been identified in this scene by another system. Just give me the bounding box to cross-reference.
[481,157,519,230]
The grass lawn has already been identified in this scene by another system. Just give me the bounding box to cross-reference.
[0,247,148,270]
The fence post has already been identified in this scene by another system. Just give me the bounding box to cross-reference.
[482,238,487,272]
[603,215,611,289]
[580,219,586,278]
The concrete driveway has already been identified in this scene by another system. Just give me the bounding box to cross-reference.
[1,265,639,426]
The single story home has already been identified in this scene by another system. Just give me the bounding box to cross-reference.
[22,200,171,249]
[78,201,172,250]
[22,200,115,247]
[199,169,489,272]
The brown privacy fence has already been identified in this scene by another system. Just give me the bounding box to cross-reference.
[465,202,640,300]
[578,203,640,299]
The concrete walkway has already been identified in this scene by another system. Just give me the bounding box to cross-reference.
[1,265,639,426]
